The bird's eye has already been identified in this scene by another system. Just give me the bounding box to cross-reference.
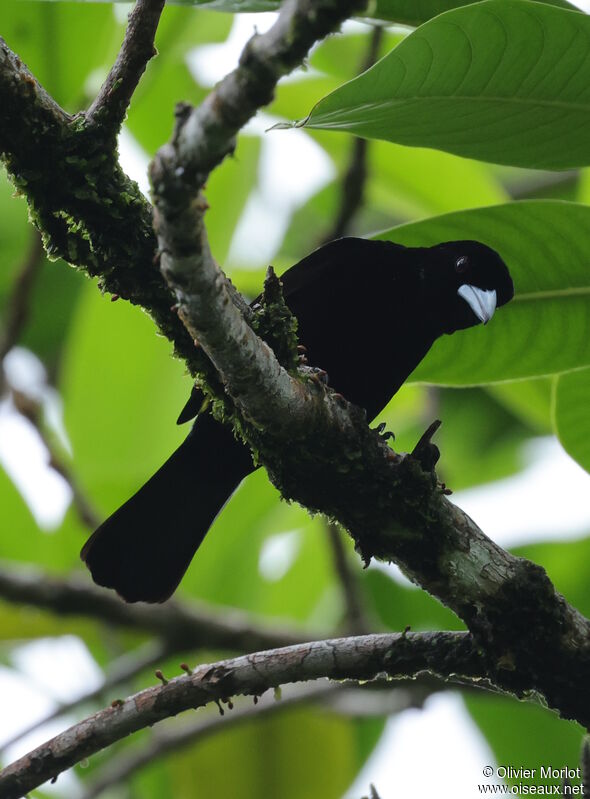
[455,256,469,274]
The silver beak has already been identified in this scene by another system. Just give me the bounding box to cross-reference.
[457,284,497,325]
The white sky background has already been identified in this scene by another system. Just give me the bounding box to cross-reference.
[2,6,590,797]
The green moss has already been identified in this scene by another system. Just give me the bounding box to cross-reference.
[251,266,299,373]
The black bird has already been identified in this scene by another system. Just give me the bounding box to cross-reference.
[81,237,514,603]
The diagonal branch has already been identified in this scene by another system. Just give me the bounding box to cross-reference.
[326,522,373,635]
[0,37,70,152]
[150,82,590,724]
[9,389,100,530]
[0,230,44,366]
[86,0,165,134]
[0,231,100,529]
[323,25,384,243]
[151,0,370,196]
[0,631,485,799]
[0,31,199,372]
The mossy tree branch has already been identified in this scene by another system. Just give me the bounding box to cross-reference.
[0,30,205,373]
[86,0,166,135]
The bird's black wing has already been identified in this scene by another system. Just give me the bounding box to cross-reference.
[176,238,406,424]
[278,237,405,297]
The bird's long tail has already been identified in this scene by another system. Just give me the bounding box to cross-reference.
[81,413,254,603]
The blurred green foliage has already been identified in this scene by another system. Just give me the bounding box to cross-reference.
[1,0,590,796]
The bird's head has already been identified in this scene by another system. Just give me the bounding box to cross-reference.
[421,240,514,334]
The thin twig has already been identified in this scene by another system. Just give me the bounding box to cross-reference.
[0,631,487,798]
[10,388,100,530]
[326,136,369,241]
[0,566,316,654]
[0,231,100,529]
[86,0,165,134]
[323,26,384,242]
[0,230,45,365]
[326,522,372,635]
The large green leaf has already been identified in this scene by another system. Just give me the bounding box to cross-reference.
[554,368,590,474]
[374,0,580,26]
[300,0,590,170]
[374,201,590,385]
[488,378,554,432]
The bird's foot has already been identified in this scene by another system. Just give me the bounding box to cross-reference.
[374,421,395,442]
